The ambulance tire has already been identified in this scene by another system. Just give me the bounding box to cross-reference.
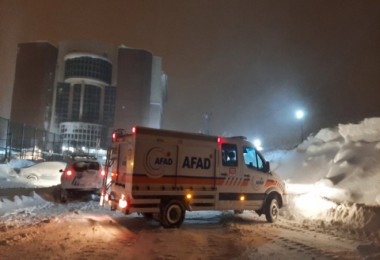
[60,188,68,203]
[142,213,154,220]
[265,195,279,223]
[255,210,263,216]
[161,200,186,228]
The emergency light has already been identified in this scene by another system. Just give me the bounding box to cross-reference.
[112,128,127,142]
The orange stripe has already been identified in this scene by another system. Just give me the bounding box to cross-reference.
[264,180,277,187]
[120,175,251,187]
[130,175,226,186]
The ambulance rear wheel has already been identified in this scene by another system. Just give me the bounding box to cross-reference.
[60,188,68,203]
[161,200,185,228]
[265,196,279,223]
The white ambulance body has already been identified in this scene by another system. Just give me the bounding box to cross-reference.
[101,126,287,228]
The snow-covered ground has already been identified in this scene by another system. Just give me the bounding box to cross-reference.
[1,118,380,258]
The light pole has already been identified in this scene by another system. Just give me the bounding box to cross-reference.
[295,110,305,143]
[201,112,212,135]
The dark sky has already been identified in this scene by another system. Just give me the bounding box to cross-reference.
[1,0,379,149]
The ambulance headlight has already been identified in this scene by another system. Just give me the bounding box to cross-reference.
[119,194,128,209]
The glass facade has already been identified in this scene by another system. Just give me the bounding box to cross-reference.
[104,86,116,127]
[72,84,81,121]
[82,84,101,123]
[55,55,115,151]
[60,122,104,149]
[64,56,112,84]
[55,83,70,123]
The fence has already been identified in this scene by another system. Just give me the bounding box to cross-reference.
[0,116,63,162]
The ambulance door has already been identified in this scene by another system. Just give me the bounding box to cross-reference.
[241,146,270,209]
[217,143,244,210]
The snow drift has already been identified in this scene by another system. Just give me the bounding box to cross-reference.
[273,117,380,206]
[269,117,380,233]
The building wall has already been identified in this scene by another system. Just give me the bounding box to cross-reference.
[150,56,168,128]
[11,40,167,151]
[10,42,58,130]
[114,47,153,132]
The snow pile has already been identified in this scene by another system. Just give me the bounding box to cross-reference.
[0,192,51,217]
[273,117,380,232]
[339,117,380,143]
[0,161,35,188]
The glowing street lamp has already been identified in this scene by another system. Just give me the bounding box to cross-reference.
[295,109,305,142]
[295,110,304,120]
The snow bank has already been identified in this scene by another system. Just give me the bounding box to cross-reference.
[272,117,380,236]
[0,192,49,216]
[274,117,380,206]
[339,118,380,143]
[0,159,38,189]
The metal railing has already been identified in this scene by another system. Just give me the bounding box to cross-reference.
[0,116,63,162]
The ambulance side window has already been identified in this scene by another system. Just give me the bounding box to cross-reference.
[243,147,264,171]
[221,143,238,167]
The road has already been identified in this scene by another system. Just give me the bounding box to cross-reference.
[1,201,375,260]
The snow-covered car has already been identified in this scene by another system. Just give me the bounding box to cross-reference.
[18,161,67,185]
[60,156,105,202]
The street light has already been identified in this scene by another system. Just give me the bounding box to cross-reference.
[295,110,304,120]
[295,109,305,142]
[201,112,212,135]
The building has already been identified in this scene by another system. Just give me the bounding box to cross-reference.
[10,40,167,152]
[10,42,58,130]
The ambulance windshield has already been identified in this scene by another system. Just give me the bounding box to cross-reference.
[243,147,264,170]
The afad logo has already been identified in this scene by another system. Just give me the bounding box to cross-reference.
[144,147,173,178]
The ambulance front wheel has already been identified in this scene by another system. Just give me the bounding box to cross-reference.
[265,195,279,223]
[161,200,186,228]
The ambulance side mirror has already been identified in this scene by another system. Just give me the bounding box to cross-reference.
[264,161,270,173]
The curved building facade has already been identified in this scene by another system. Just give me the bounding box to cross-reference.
[50,40,167,152]
[55,52,116,128]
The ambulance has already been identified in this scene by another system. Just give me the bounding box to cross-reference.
[100,126,287,228]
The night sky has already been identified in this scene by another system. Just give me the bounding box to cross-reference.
[1,0,379,149]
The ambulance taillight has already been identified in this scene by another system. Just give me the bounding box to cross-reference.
[112,129,127,142]
[111,171,118,181]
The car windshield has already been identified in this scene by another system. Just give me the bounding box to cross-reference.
[73,161,100,171]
